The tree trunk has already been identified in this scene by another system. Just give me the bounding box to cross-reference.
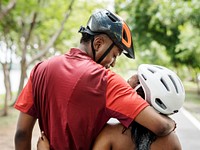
[1,63,12,116]
[13,0,75,103]
[16,58,27,99]
[0,0,17,21]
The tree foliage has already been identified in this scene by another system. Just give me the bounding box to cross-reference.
[114,0,200,94]
[115,0,200,70]
[0,0,107,115]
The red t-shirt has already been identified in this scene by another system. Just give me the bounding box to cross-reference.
[14,48,149,150]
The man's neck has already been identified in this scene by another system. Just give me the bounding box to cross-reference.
[79,43,93,58]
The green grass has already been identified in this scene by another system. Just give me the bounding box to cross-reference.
[183,81,200,121]
[0,92,17,109]
[0,93,18,124]
[0,108,19,128]
[0,94,5,109]
[183,81,200,104]
[185,91,200,104]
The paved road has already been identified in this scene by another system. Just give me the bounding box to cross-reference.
[108,108,200,150]
[172,108,200,150]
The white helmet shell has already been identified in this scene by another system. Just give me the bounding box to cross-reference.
[137,64,185,115]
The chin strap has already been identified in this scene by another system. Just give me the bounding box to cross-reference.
[91,37,96,61]
[97,42,115,64]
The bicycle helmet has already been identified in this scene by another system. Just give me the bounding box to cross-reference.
[79,9,135,60]
[136,64,185,115]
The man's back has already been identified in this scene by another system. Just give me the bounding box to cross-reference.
[32,48,109,149]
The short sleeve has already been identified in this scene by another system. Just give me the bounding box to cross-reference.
[14,71,36,117]
[105,70,149,127]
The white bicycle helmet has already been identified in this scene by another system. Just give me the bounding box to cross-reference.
[136,64,185,115]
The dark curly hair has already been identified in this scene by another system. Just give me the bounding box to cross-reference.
[80,33,94,43]
[123,86,157,150]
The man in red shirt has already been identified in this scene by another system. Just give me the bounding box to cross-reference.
[14,9,176,150]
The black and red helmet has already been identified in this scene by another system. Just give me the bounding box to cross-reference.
[79,9,135,59]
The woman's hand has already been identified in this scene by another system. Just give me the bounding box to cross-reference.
[127,74,139,88]
[37,131,50,150]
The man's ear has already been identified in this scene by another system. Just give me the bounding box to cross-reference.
[93,35,104,51]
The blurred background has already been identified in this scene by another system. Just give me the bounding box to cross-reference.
[0,0,200,149]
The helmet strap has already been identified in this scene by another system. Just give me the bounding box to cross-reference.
[91,37,96,61]
[134,84,142,91]
[97,42,115,64]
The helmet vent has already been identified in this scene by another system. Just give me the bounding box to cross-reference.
[177,77,184,92]
[160,78,169,91]
[122,28,128,42]
[155,98,167,110]
[148,68,155,74]
[136,86,145,99]
[155,66,164,70]
[168,75,179,93]
[141,74,147,80]
[106,12,119,22]
[174,110,178,113]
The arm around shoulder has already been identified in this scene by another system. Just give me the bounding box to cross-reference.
[134,106,176,136]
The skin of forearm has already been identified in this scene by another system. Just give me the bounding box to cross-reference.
[15,130,32,150]
[157,115,176,136]
[135,106,176,137]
